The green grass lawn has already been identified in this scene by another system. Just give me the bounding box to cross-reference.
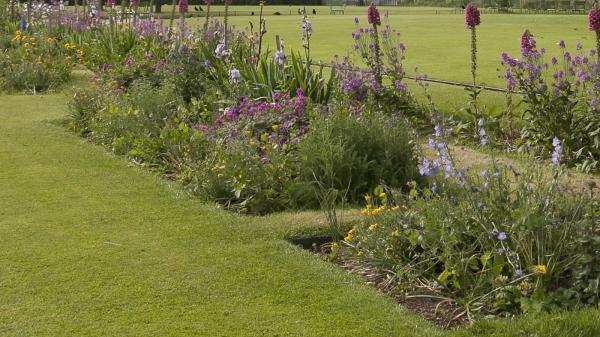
[1,89,600,336]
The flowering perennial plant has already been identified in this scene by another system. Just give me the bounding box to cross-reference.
[501,34,600,171]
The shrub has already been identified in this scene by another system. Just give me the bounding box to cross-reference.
[294,110,419,206]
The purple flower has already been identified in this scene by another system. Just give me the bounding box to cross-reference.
[215,43,226,58]
[558,40,566,49]
[497,232,507,241]
[367,3,381,26]
[354,16,359,24]
[464,4,481,30]
[274,50,286,66]
[229,68,241,85]
[589,8,600,32]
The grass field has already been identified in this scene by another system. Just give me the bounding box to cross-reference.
[1,86,600,336]
[173,7,591,114]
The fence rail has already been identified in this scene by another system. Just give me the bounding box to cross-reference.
[305,61,520,94]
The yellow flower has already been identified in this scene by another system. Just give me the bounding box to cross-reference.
[369,223,378,231]
[378,192,386,199]
[23,43,30,48]
[357,251,364,256]
[244,130,252,136]
[390,230,400,237]
[344,229,355,242]
[391,206,400,211]
[271,124,279,131]
[364,194,372,201]
[64,56,72,62]
[77,50,85,57]
[47,37,54,43]
[533,265,547,275]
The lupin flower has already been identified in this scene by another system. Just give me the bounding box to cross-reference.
[229,68,241,85]
[464,4,481,30]
[178,0,188,14]
[589,8,600,32]
[367,3,381,26]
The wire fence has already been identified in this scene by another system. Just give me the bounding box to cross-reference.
[305,60,521,94]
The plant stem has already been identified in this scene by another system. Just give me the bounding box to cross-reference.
[224,3,229,46]
[169,0,177,28]
[205,3,210,28]
[372,22,382,85]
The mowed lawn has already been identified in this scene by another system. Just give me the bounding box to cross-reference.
[181,9,590,114]
[1,90,600,336]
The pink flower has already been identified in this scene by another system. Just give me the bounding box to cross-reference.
[464,4,481,29]
[520,30,536,55]
[178,0,188,14]
[107,0,115,7]
[367,3,380,26]
[589,8,600,33]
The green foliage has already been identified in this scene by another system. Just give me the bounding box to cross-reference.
[0,32,71,93]
[294,110,419,206]
[342,162,599,317]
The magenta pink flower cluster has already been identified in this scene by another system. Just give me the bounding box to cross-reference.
[589,8,600,33]
[520,30,536,56]
[367,3,380,26]
[464,4,481,30]
[106,0,115,7]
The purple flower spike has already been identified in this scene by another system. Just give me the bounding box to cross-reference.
[464,4,481,30]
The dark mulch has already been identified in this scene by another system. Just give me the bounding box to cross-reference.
[300,242,469,329]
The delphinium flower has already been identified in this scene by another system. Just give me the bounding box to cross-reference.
[20,15,27,31]
[589,8,600,55]
[178,0,188,15]
[551,137,562,166]
[274,50,286,66]
[464,3,480,29]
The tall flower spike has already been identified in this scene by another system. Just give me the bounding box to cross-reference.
[520,29,536,56]
[464,3,481,30]
[178,0,188,14]
[367,3,380,26]
[589,8,600,33]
